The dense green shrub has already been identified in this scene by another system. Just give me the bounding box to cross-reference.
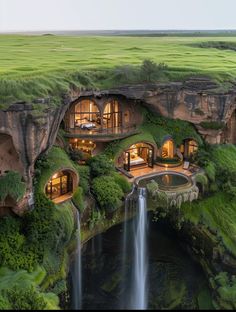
[68,148,84,162]
[76,165,90,194]
[112,173,132,193]
[92,176,123,212]
[0,295,11,310]
[5,286,47,310]
[156,156,181,164]
[0,171,26,202]
[204,161,216,182]
[195,173,208,193]
[72,187,85,212]
[87,154,115,178]
[140,59,168,82]
[0,216,38,272]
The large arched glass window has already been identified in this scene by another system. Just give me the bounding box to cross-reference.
[103,100,122,131]
[70,99,100,130]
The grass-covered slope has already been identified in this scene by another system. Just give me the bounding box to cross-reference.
[182,144,236,256]
[1,35,236,106]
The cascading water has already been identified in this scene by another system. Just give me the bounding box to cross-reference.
[72,211,82,310]
[130,187,148,309]
[122,186,148,309]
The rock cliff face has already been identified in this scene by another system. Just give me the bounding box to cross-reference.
[0,99,70,213]
[78,78,236,144]
[1,78,236,213]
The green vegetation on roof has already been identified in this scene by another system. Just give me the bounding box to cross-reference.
[105,112,202,159]
[35,146,77,193]
[1,35,236,107]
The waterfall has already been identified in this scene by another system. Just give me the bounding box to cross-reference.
[72,211,82,310]
[122,186,148,309]
[130,187,148,309]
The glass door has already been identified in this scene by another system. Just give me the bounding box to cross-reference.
[147,147,154,168]
[61,175,68,195]
[124,151,130,171]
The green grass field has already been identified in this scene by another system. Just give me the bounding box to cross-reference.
[1,35,236,106]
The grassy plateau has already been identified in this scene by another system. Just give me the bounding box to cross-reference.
[1,35,236,106]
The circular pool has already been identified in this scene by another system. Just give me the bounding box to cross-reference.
[138,172,192,191]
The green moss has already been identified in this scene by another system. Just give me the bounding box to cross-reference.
[0,171,26,202]
[75,165,90,194]
[105,112,202,160]
[72,187,85,212]
[199,121,225,130]
[181,192,236,256]
[143,113,202,147]
[35,146,77,193]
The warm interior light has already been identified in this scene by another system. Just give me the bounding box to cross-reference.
[82,140,85,143]
[52,173,58,179]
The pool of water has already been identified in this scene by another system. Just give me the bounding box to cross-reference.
[69,213,213,310]
[139,172,192,190]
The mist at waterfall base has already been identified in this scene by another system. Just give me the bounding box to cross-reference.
[69,213,213,309]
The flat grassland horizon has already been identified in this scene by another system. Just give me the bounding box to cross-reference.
[1,34,236,106]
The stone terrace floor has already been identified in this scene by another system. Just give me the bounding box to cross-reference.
[128,164,198,182]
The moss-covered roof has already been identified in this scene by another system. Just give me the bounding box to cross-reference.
[105,114,202,159]
[36,146,78,193]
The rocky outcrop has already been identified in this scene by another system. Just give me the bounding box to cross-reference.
[78,78,236,144]
[0,98,71,213]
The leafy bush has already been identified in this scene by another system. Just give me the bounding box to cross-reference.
[0,171,26,202]
[140,59,168,82]
[92,176,124,212]
[5,286,47,310]
[76,165,90,194]
[112,173,132,193]
[72,187,85,212]
[0,216,38,272]
[68,147,84,162]
[205,161,216,182]
[156,156,181,164]
[87,154,115,178]
[195,173,208,193]
[0,295,11,310]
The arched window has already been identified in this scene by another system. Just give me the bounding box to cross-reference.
[162,139,174,158]
[45,170,77,202]
[103,100,122,130]
[70,99,100,130]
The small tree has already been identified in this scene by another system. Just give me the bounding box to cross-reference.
[140,59,158,82]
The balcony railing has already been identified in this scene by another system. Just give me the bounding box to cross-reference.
[64,125,139,138]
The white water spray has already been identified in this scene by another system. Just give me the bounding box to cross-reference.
[130,187,148,309]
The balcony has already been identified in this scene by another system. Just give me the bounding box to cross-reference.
[64,125,139,141]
